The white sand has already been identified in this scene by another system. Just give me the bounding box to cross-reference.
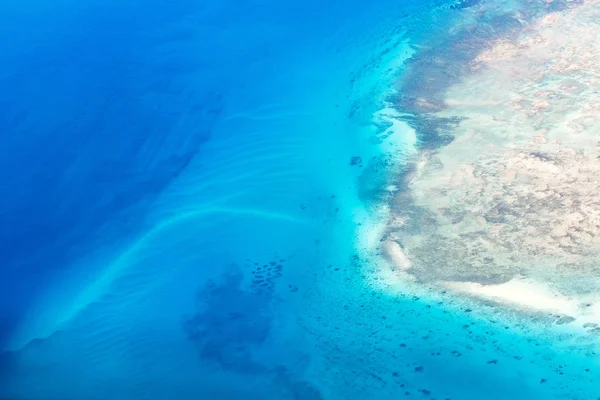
[446,278,576,316]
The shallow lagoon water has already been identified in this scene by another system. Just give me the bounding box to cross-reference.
[2,0,600,399]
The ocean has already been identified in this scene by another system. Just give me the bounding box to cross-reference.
[1,0,600,399]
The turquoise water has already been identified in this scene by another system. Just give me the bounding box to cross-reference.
[1,0,600,399]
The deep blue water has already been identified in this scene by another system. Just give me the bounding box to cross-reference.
[2,0,600,399]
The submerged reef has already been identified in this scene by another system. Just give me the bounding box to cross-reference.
[383,0,600,328]
[184,260,324,399]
